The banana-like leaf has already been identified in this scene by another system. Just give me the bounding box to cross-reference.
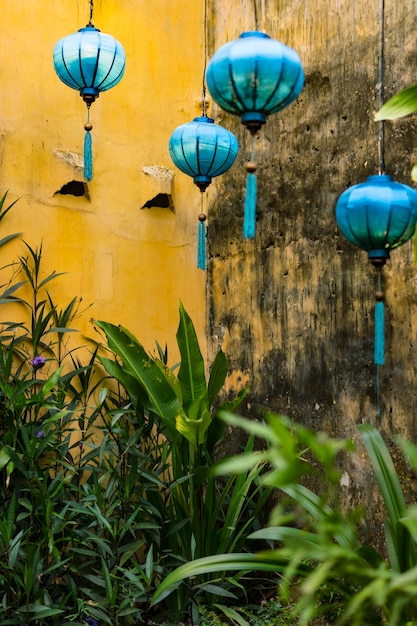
[176,302,207,413]
[98,356,148,409]
[96,320,181,438]
[175,406,211,449]
[207,349,227,408]
[375,83,417,121]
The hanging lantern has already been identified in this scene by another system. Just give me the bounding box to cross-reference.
[335,173,417,412]
[206,31,304,238]
[53,22,126,181]
[168,115,238,269]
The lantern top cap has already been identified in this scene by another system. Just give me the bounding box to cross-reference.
[367,173,392,182]
[239,31,270,39]
[78,25,100,33]
[193,116,214,124]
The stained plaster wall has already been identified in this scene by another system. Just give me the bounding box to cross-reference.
[206,0,417,543]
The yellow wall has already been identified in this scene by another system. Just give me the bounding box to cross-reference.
[0,0,210,361]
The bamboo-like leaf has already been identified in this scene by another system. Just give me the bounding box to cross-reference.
[282,483,356,549]
[0,232,22,247]
[151,551,293,605]
[176,302,207,412]
[375,83,417,121]
[213,603,250,626]
[39,367,62,398]
[359,423,415,572]
[359,424,406,530]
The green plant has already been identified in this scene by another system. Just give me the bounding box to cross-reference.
[95,304,272,622]
[152,411,417,625]
[375,83,417,182]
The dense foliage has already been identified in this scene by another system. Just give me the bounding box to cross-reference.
[2,192,417,625]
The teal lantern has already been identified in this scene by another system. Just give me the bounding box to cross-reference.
[169,115,238,269]
[206,31,304,238]
[335,173,417,414]
[53,22,126,181]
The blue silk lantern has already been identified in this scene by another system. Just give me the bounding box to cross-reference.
[169,115,238,269]
[53,23,126,181]
[335,173,417,414]
[206,31,304,238]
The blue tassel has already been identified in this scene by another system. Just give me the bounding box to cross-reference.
[374,300,385,366]
[197,218,206,270]
[84,130,93,181]
[243,172,256,238]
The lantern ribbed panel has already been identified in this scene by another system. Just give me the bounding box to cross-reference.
[335,174,417,259]
[53,26,126,97]
[206,31,304,126]
[168,116,238,188]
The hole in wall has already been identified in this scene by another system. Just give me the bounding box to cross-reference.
[141,193,174,211]
[54,180,89,199]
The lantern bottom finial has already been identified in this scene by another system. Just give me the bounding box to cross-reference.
[241,112,267,135]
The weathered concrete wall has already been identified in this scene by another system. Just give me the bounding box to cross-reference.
[207,0,417,540]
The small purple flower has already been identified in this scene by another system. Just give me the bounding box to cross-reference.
[84,618,99,626]
[31,355,46,370]
[35,429,44,439]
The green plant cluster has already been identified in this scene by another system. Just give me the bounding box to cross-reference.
[3,190,417,626]
[0,194,271,625]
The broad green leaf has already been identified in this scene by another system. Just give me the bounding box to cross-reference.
[207,349,227,408]
[176,302,207,412]
[175,406,211,449]
[375,83,417,121]
[96,320,181,437]
[98,356,145,406]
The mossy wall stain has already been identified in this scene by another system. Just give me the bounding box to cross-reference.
[207,0,417,540]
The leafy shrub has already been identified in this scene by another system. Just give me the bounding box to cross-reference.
[152,411,417,625]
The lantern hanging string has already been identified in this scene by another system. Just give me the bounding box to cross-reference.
[86,0,94,26]
[377,0,386,174]
[253,0,265,31]
[196,0,208,270]
[253,0,259,31]
[202,0,208,114]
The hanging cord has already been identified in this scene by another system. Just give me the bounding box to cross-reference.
[196,0,208,269]
[377,0,386,174]
[202,0,208,114]
[253,0,259,31]
[86,0,94,26]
